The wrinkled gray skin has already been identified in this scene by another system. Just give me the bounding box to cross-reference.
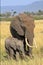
[10,13,35,57]
[5,36,25,59]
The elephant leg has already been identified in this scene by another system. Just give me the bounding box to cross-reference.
[16,51,20,61]
[5,48,11,59]
[27,46,32,55]
[19,45,25,59]
[26,46,33,58]
[9,47,15,59]
[13,50,16,59]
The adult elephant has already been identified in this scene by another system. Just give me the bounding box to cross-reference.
[10,13,36,57]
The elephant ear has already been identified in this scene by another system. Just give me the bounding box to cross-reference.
[10,17,24,36]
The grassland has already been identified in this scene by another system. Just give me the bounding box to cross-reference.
[0,15,43,21]
[0,20,43,65]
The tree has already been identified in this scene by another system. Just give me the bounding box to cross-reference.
[11,9,16,16]
[37,10,43,15]
[13,11,16,16]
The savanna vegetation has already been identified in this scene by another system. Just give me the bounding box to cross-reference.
[0,10,43,21]
[0,20,43,65]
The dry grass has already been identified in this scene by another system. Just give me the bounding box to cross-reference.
[0,20,43,65]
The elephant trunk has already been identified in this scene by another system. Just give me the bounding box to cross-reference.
[25,38,37,48]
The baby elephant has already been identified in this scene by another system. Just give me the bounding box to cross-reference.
[5,36,25,60]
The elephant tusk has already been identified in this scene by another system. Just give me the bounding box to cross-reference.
[25,38,33,48]
[25,38,37,48]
